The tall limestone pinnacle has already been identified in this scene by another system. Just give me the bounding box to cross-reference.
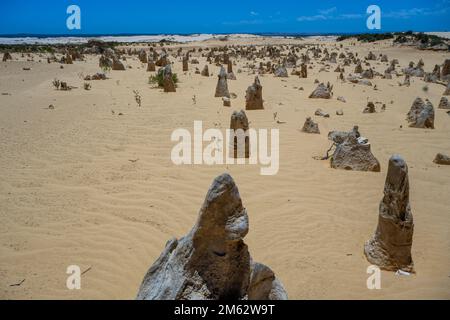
[136,174,288,300]
[364,155,414,272]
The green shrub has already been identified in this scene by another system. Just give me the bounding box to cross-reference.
[149,70,178,87]
[337,33,394,43]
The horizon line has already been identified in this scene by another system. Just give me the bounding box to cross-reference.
[1,30,448,38]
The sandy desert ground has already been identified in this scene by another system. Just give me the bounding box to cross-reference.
[0,37,449,299]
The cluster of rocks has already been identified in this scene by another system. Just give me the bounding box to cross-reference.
[403,60,425,77]
[347,74,372,86]
[84,73,107,81]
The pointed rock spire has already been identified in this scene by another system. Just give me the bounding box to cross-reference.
[245,76,263,110]
[214,66,230,98]
[136,174,287,300]
[364,155,414,272]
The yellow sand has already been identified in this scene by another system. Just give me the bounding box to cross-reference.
[0,38,449,299]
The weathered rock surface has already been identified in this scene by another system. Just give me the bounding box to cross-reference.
[245,76,263,110]
[147,60,156,72]
[330,127,380,172]
[405,67,424,77]
[230,110,250,158]
[301,117,320,134]
[444,82,450,96]
[136,173,288,300]
[160,64,176,92]
[363,102,376,114]
[182,55,188,72]
[85,73,106,80]
[337,96,346,103]
[222,97,231,107]
[156,53,169,67]
[328,126,360,145]
[406,98,434,129]
[274,66,288,77]
[433,153,450,165]
[139,50,148,63]
[364,155,414,272]
[441,59,450,81]
[227,60,236,79]
[438,97,449,109]
[112,57,125,70]
[314,108,330,118]
[2,52,12,62]
[361,68,374,79]
[201,65,209,77]
[309,83,332,99]
[367,51,377,60]
[214,66,230,98]
[300,63,307,78]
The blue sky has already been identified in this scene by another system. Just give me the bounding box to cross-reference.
[0,0,449,35]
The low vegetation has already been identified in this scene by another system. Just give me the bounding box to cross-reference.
[149,71,178,87]
[337,31,448,49]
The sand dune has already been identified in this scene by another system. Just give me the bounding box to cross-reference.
[0,38,449,299]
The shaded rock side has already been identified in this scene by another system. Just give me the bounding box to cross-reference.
[245,76,263,110]
[364,155,414,272]
[136,174,288,300]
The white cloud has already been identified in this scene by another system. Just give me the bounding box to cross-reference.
[319,7,337,15]
[297,15,327,22]
[297,7,363,22]
[250,11,259,16]
[337,13,364,20]
[383,7,449,18]
[296,5,449,23]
